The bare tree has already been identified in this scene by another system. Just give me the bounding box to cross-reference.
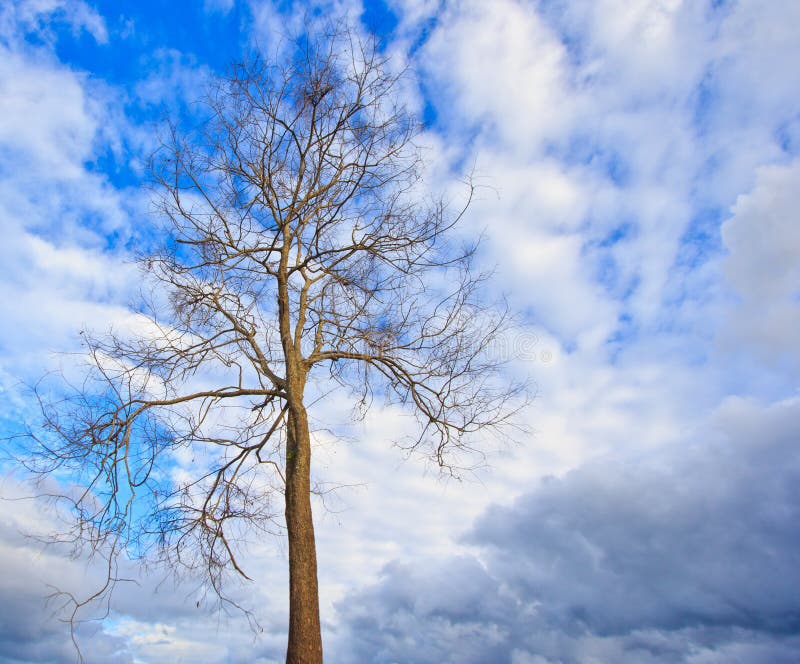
[23,24,523,664]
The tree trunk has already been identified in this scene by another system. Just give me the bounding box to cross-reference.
[285,403,323,664]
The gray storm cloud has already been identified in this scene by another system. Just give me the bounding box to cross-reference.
[331,396,800,663]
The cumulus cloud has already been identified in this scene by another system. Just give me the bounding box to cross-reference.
[416,0,800,352]
[422,0,574,152]
[0,1,146,426]
[721,159,800,367]
[0,474,295,664]
[0,480,134,664]
[331,396,800,663]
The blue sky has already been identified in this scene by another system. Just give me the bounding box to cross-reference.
[1,0,799,662]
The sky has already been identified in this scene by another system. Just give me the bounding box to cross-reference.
[0,0,799,662]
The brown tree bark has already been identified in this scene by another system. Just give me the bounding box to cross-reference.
[284,399,323,663]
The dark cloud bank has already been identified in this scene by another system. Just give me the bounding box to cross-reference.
[2,396,798,663]
[330,397,800,663]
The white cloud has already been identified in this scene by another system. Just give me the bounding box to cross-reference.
[0,5,142,422]
[422,0,574,152]
[204,0,236,15]
[417,0,800,348]
[0,52,94,178]
[247,0,366,51]
[721,159,800,366]
[0,474,292,663]
[0,0,109,45]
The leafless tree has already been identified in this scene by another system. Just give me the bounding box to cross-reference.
[23,24,524,664]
